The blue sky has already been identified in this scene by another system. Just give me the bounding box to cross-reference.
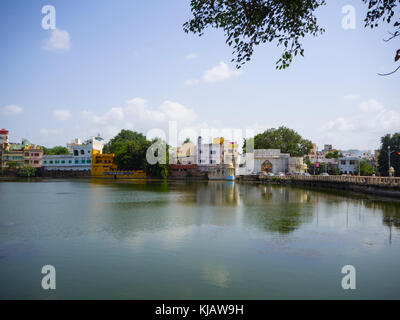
[0,0,399,150]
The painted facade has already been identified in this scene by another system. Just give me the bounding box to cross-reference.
[0,134,42,169]
[42,136,104,172]
[0,128,9,146]
[23,145,43,168]
[91,151,146,178]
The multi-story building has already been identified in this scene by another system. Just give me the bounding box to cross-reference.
[1,146,25,168]
[23,145,43,168]
[169,136,239,180]
[91,151,146,178]
[0,128,9,146]
[172,142,197,165]
[197,136,239,166]
[308,143,317,162]
[42,136,104,172]
[339,157,360,174]
[0,136,42,169]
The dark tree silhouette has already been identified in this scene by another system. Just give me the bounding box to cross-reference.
[184,0,400,73]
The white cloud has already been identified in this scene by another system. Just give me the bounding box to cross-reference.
[186,52,197,60]
[319,99,400,149]
[43,29,71,52]
[344,94,360,101]
[53,109,71,121]
[1,104,23,116]
[186,61,243,85]
[81,98,197,140]
[203,62,243,83]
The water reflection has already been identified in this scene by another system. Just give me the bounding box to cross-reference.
[86,180,400,238]
[1,180,400,299]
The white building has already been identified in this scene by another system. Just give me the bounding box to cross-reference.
[42,136,104,171]
[238,149,305,175]
[338,157,360,174]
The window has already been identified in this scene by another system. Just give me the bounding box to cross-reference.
[25,153,29,157]
[80,150,84,155]
[50,160,53,164]
[68,160,72,164]
[75,160,79,164]
[34,160,39,164]
[87,160,91,163]
[55,160,60,164]
[43,161,47,164]
[61,160,65,164]
[74,150,78,156]
[340,160,346,165]
[350,160,356,165]
[81,160,86,164]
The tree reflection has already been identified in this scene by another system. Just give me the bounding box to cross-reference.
[241,185,314,234]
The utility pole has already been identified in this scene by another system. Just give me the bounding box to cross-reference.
[384,146,395,177]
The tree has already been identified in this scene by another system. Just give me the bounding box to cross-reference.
[244,126,313,156]
[6,161,19,169]
[43,146,70,155]
[378,133,400,176]
[354,160,376,176]
[16,166,37,177]
[104,130,170,178]
[184,0,400,72]
[325,150,343,159]
[183,137,192,144]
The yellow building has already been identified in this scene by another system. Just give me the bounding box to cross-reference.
[91,151,146,179]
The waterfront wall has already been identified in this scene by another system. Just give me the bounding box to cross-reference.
[243,175,400,199]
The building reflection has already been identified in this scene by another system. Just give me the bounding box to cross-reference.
[85,179,400,239]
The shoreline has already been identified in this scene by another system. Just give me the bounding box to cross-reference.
[1,175,400,201]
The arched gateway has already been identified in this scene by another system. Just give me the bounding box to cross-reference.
[261,160,273,173]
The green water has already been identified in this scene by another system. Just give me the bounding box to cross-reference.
[0,179,400,299]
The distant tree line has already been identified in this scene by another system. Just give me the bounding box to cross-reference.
[43,146,70,155]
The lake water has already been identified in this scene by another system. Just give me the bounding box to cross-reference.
[0,179,400,299]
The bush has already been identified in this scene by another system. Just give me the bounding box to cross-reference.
[16,166,37,177]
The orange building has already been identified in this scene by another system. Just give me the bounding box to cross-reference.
[91,151,146,178]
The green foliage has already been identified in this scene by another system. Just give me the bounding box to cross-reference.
[183,137,191,144]
[43,146,70,155]
[6,161,19,169]
[378,133,400,176]
[244,126,313,156]
[104,130,170,178]
[354,160,376,176]
[325,151,343,159]
[306,162,326,175]
[184,0,400,70]
[16,166,37,177]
